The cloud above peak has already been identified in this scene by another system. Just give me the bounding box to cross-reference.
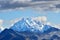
[0,19,4,25]
[0,19,4,30]
[33,16,47,22]
[0,0,60,12]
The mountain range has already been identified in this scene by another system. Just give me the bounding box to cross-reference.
[0,18,60,40]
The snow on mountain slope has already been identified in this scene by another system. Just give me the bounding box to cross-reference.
[0,26,4,32]
[51,24,60,29]
[0,17,60,40]
[11,18,57,33]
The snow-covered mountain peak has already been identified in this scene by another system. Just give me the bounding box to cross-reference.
[11,18,59,33]
[26,18,45,30]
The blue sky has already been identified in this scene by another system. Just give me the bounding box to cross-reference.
[0,8,60,27]
[0,0,60,28]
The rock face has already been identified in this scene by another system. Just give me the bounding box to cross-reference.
[0,18,60,40]
[0,29,25,40]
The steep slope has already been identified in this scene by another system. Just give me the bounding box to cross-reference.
[0,18,60,40]
[11,18,43,32]
[0,29,25,40]
[0,27,4,33]
[11,18,60,33]
[0,29,1,33]
[10,18,60,40]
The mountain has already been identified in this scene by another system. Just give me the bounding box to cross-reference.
[0,29,25,40]
[11,18,60,33]
[0,29,1,33]
[0,18,60,40]
[11,18,47,32]
[0,27,4,33]
[10,18,60,40]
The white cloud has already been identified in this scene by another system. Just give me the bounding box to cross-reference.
[10,0,32,4]
[0,19,4,25]
[0,19,4,31]
[32,16,47,25]
[32,16,47,22]
[13,0,31,2]
[30,1,60,12]
[0,0,60,13]
[41,16,47,22]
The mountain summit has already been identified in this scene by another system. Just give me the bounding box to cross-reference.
[11,18,60,33]
[0,18,60,40]
[11,18,51,33]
